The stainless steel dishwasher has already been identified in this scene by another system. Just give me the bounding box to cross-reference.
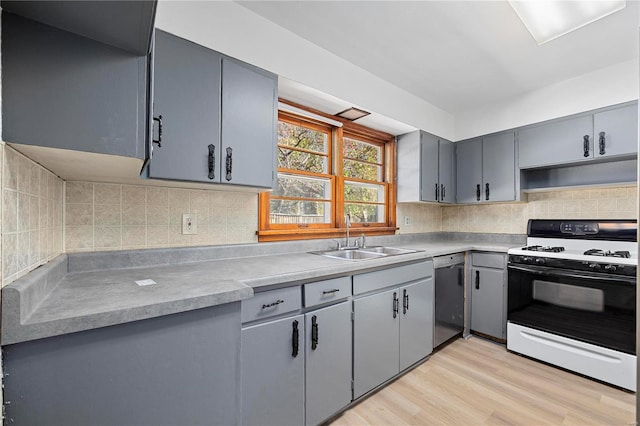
[433,253,465,348]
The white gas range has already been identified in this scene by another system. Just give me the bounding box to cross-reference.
[506,219,637,391]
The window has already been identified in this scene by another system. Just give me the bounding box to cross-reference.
[259,105,397,241]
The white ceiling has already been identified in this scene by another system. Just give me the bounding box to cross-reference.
[238,0,639,119]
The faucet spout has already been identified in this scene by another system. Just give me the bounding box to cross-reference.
[345,214,351,248]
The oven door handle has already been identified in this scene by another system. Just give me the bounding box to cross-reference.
[508,264,636,284]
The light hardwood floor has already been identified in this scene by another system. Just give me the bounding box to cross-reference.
[330,337,635,425]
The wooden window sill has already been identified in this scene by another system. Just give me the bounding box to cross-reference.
[257,227,398,242]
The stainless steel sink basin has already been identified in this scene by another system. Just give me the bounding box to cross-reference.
[358,246,418,255]
[310,246,419,261]
[312,249,386,261]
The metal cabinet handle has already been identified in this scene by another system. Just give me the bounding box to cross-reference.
[485,183,490,201]
[262,299,284,309]
[292,320,299,357]
[435,183,439,201]
[311,315,318,350]
[476,184,481,202]
[599,131,606,155]
[403,289,409,315]
[152,115,163,148]
[583,135,590,157]
[392,292,398,319]
[322,289,340,295]
[458,267,463,285]
[441,184,445,201]
[208,144,215,180]
[475,270,480,290]
[225,147,233,181]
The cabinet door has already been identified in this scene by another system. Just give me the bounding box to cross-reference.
[241,315,305,426]
[518,115,593,168]
[305,302,352,426]
[438,139,455,203]
[483,132,515,202]
[353,288,400,399]
[455,139,483,203]
[471,268,505,339]
[150,30,221,182]
[399,278,434,371]
[594,103,638,158]
[420,132,440,202]
[2,12,146,159]
[221,58,277,188]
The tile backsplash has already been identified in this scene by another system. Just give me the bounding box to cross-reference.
[65,182,258,252]
[2,145,64,286]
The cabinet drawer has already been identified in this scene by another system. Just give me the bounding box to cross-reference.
[472,252,505,269]
[304,277,351,308]
[353,261,433,296]
[242,286,301,324]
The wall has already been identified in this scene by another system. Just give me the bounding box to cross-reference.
[64,182,258,252]
[154,1,454,140]
[2,144,64,287]
[454,60,639,141]
[396,203,442,234]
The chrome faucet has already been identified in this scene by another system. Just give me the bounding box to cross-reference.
[345,214,351,248]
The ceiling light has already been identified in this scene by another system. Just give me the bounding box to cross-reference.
[508,0,626,45]
[335,107,371,121]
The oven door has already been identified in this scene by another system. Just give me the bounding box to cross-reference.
[507,263,636,354]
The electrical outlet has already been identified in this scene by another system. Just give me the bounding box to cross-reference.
[182,213,197,235]
[404,216,412,226]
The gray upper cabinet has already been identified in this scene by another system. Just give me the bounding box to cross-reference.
[148,30,221,183]
[518,114,593,169]
[221,58,277,188]
[1,0,157,55]
[593,103,638,159]
[518,102,638,170]
[148,31,277,188]
[457,133,516,203]
[2,12,147,160]
[398,130,455,203]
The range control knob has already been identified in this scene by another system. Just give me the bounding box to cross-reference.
[522,256,532,262]
[604,264,617,272]
[588,263,601,270]
[535,258,545,265]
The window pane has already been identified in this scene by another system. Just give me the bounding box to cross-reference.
[344,181,384,203]
[278,148,328,173]
[270,200,331,224]
[343,159,382,181]
[278,121,328,153]
[345,203,385,223]
[272,174,331,199]
[343,137,381,163]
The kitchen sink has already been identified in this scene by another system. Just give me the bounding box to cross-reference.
[310,246,419,261]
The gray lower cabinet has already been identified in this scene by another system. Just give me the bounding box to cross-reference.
[241,314,305,426]
[148,31,277,188]
[397,130,454,203]
[470,252,507,340]
[456,132,516,203]
[2,11,147,160]
[353,263,434,399]
[3,303,241,426]
[305,301,352,426]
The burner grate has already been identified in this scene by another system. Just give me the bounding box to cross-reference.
[522,245,565,253]
[583,249,631,258]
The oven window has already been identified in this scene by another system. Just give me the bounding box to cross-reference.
[508,266,636,354]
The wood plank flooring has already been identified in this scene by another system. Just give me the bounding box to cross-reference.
[330,337,635,425]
